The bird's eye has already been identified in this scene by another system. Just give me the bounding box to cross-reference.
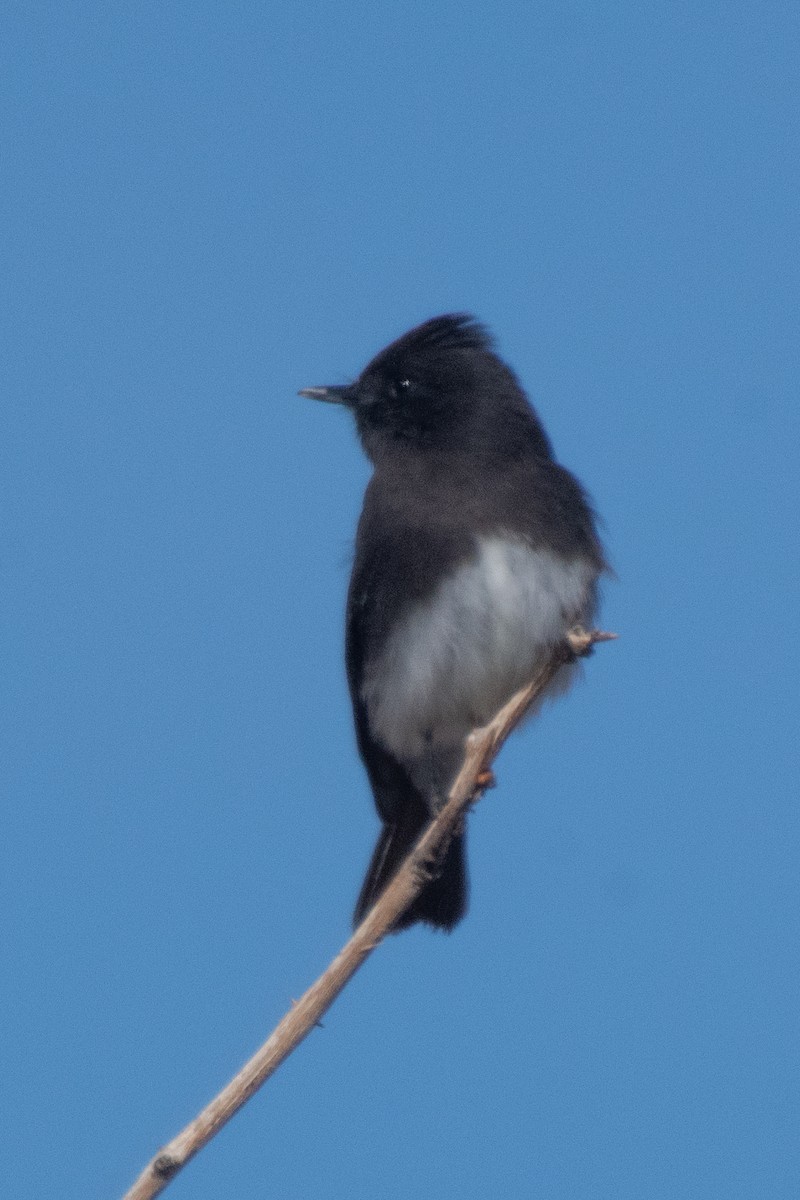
[387,377,411,401]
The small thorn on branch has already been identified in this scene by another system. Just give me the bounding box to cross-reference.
[564,626,617,660]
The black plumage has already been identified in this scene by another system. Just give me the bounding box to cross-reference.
[301,315,604,931]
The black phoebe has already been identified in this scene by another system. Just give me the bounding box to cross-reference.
[300,314,605,932]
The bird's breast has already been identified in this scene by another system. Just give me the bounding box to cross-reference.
[360,536,596,763]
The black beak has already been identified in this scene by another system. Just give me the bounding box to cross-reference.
[298,385,351,405]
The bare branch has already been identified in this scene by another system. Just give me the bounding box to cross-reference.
[121,627,614,1200]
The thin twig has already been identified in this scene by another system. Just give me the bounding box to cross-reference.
[121,627,614,1200]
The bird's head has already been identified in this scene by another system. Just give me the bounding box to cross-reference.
[300,314,551,463]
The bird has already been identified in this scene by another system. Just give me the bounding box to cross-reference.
[299,314,605,932]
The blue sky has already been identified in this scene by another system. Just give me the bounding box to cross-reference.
[3,3,798,1198]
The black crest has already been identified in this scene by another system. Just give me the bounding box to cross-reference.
[367,313,493,371]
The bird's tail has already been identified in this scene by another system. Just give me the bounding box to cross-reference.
[353,798,468,932]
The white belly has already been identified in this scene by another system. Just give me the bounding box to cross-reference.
[361,536,595,763]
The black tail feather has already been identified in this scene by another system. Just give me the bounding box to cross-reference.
[353,802,468,932]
